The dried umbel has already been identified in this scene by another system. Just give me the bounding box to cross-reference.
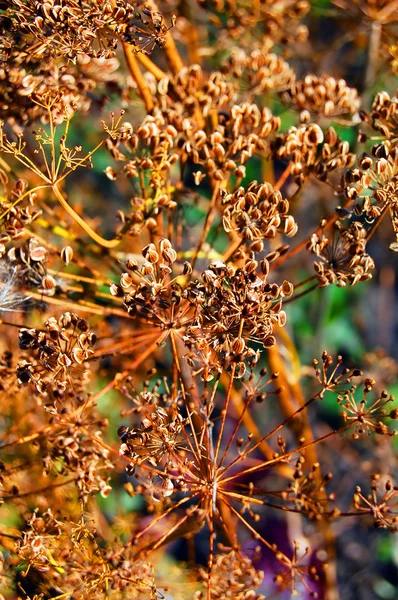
[17,312,96,394]
[338,378,397,438]
[41,398,113,502]
[195,549,265,600]
[283,75,360,118]
[222,49,296,95]
[0,1,172,123]
[107,65,282,193]
[221,181,297,249]
[154,65,280,180]
[282,460,333,521]
[106,112,180,219]
[16,510,159,597]
[111,238,194,337]
[0,45,120,124]
[273,541,325,598]
[186,258,293,368]
[272,124,356,185]
[312,351,364,397]
[119,403,186,471]
[156,64,237,120]
[307,221,375,287]
[0,179,41,246]
[344,146,398,250]
[360,91,398,147]
[113,353,385,598]
[353,475,398,532]
[4,0,168,60]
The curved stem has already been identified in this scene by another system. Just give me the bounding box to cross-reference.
[52,184,123,248]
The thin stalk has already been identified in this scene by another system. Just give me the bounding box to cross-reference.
[213,363,236,467]
[52,184,123,248]
[190,182,220,271]
[283,283,319,304]
[273,329,339,600]
[2,477,77,500]
[364,21,382,97]
[221,426,351,484]
[270,198,353,271]
[136,53,167,80]
[222,237,243,263]
[123,44,154,112]
[1,425,54,449]
[274,163,292,191]
[27,290,129,318]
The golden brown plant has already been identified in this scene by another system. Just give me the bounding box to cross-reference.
[0,2,397,600]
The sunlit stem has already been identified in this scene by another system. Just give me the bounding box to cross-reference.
[52,184,123,248]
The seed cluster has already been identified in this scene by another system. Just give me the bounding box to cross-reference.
[308,222,375,287]
[283,75,360,117]
[221,182,297,248]
[272,124,356,185]
[187,259,292,371]
[222,49,296,95]
[17,312,96,394]
[0,0,397,598]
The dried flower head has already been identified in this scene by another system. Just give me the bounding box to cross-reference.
[119,402,186,471]
[360,91,398,147]
[272,124,356,185]
[222,49,296,96]
[307,221,375,287]
[338,378,397,438]
[17,312,96,394]
[274,541,325,598]
[221,181,297,250]
[283,75,360,118]
[344,145,398,250]
[195,548,265,600]
[353,475,398,532]
[111,239,194,342]
[186,258,293,369]
[4,0,167,60]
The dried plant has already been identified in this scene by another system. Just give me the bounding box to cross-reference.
[0,2,397,600]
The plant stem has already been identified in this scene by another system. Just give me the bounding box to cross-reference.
[122,44,155,113]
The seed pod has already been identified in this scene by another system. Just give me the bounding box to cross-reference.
[61,246,73,265]
[358,153,372,170]
[104,166,117,180]
[232,337,246,354]
[120,273,133,288]
[110,283,124,297]
[142,244,159,264]
[30,246,47,262]
[42,274,56,291]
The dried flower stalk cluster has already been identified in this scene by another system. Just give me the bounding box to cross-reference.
[0,1,397,599]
